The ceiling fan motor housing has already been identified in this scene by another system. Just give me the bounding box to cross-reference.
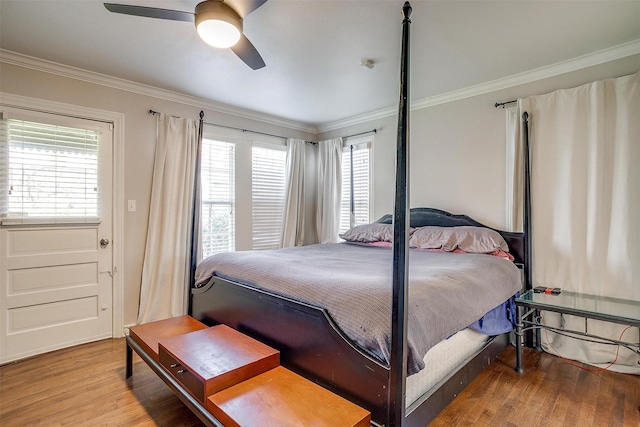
[195,1,243,48]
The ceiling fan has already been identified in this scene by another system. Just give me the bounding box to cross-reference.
[104,0,268,69]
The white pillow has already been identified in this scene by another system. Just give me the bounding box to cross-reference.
[409,226,509,253]
[340,223,396,243]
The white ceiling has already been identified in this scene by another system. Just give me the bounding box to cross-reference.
[1,0,639,127]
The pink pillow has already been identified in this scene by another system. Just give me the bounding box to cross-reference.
[419,247,514,261]
[369,241,392,247]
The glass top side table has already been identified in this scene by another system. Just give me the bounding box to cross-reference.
[514,289,640,373]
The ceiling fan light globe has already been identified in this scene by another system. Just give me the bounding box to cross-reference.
[197,20,241,48]
[195,1,243,48]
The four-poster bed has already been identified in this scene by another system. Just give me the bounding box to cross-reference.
[191,2,532,424]
[128,2,533,425]
[191,208,527,426]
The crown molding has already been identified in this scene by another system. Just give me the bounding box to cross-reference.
[0,49,318,134]
[3,38,639,135]
[318,39,640,133]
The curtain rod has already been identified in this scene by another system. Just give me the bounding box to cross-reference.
[494,99,517,108]
[149,109,295,141]
[149,109,314,143]
[148,109,376,144]
[307,129,378,145]
[344,129,377,139]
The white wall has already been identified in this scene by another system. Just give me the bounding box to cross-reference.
[0,62,315,326]
[320,54,640,230]
[2,53,638,327]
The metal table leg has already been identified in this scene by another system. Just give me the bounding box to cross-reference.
[126,340,133,378]
[534,309,542,351]
[515,304,524,373]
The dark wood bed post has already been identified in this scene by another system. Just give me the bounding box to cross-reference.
[389,2,412,425]
[188,110,205,316]
[521,111,534,350]
[522,112,532,291]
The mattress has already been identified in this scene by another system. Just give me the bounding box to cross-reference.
[406,328,489,408]
[195,242,521,374]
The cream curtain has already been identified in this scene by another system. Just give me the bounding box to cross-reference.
[138,114,199,324]
[316,137,343,243]
[505,106,522,232]
[280,138,306,247]
[513,71,640,373]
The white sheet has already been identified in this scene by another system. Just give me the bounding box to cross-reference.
[406,328,489,408]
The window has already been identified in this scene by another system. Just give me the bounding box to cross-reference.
[251,144,286,250]
[199,126,286,256]
[200,138,235,258]
[339,140,371,234]
[0,118,100,223]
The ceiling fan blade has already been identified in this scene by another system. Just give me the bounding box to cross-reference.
[104,3,194,22]
[231,35,266,70]
[225,0,268,18]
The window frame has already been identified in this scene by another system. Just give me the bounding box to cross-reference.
[251,141,287,250]
[339,135,373,235]
[200,136,236,258]
[0,107,111,226]
[199,125,286,256]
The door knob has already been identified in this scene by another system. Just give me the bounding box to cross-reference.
[100,238,110,247]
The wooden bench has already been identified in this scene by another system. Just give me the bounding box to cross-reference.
[126,315,370,426]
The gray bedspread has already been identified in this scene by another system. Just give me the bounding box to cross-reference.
[194,243,521,374]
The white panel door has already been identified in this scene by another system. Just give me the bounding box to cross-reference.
[0,110,113,363]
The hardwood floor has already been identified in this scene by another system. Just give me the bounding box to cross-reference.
[429,346,640,427]
[0,338,202,427]
[0,339,638,426]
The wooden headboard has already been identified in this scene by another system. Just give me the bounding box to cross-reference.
[375,207,526,268]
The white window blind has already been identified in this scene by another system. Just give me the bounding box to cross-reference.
[0,118,100,224]
[252,144,286,250]
[339,142,371,234]
[201,138,235,258]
